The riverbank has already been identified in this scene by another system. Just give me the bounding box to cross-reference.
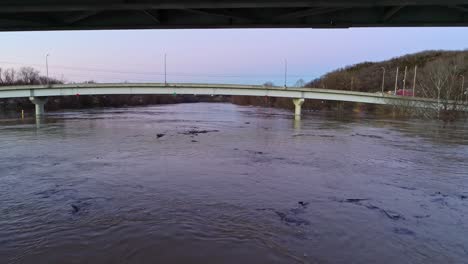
[0,94,228,112]
[232,95,468,121]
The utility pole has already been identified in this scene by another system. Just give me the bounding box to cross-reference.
[164,53,167,86]
[284,59,288,88]
[412,65,417,97]
[381,67,385,94]
[461,75,465,102]
[402,66,407,91]
[394,67,399,95]
[46,54,50,85]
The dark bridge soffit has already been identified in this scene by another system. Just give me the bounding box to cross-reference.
[0,1,467,31]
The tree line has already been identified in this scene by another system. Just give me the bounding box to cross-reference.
[0,66,226,111]
[306,50,467,99]
[304,50,467,119]
[0,66,62,86]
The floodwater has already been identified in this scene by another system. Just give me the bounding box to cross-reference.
[0,103,467,264]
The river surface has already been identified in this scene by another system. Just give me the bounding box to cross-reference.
[0,103,467,264]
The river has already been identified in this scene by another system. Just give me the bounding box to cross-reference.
[0,103,467,264]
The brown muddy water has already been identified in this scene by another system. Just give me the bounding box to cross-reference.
[0,103,467,264]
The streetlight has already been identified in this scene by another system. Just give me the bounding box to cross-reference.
[412,65,418,97]
[45,53,50,85]
[394,67,399,95]
[380,67,385,94]
[164,53,167,86]
[402,66,407,91]
[284,59,288,88]
[461,75,465,103]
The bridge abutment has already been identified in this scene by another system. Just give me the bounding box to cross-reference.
[293,98,305,120]
[29,97,48,117]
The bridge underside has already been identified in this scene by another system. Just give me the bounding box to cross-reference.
[1,1,468,31]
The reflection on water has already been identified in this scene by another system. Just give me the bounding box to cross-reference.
[0,103,467,264]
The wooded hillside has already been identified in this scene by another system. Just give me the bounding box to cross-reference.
[306,50,468,96]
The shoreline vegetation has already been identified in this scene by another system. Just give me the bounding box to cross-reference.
[1,50,467,121]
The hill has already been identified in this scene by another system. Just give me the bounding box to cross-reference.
[306,50,468,95]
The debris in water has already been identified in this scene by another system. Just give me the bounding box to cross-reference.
[258,204,310,226]
[430,197,448,206]
[156,133,165,138]
[293,133,335,138]
[179,129,219,136]
[342,198,369,203]
[365,204,380,210]
[431,191,448,197]
[275,211,310,226]
[393,227,415,236]
[256,208,275,212]
[352,133,383,139]
[71,204,80,213]
[382,209,403,220]
[414,214,430,219]
[191,140,198,143]
[298,201,309,207]
[335,198,404,220]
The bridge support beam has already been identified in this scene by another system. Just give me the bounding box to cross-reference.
[293,98,305,120]
[29,97,48,117]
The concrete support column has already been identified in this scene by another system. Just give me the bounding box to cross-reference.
[29,97,48,117]
[292,98,305,120]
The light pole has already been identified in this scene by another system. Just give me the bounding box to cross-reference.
[284,59,288,88]
[402,66,407,91]
[461,75,465,103]
[394,67,399,95]
[45,53,50,85]
[380,67,385,94]
[412,65,417,97]
[164,53,167,86]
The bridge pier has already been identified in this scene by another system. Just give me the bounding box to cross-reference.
[293,98,305,120]
[29,97,48,117]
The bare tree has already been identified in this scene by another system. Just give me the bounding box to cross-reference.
[417,56,465,117]
[18,67,41,84]
[294,79,305,88]
[2,68,16,84]
[386,54,467,119]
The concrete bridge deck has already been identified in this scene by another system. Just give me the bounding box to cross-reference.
[0,83,457,120]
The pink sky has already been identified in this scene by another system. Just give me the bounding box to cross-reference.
[1,28,467,85]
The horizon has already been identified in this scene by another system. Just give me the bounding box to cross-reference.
[1,27,468,85]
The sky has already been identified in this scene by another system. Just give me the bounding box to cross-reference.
[0,27,468,85]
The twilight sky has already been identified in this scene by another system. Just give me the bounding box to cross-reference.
[1,27,467,85]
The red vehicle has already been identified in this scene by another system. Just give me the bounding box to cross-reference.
[395,89,414,96]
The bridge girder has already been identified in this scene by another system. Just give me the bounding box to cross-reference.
[0,1,467,31]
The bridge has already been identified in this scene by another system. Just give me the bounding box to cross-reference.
[1,0,468,31]
[0,83,454,120]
